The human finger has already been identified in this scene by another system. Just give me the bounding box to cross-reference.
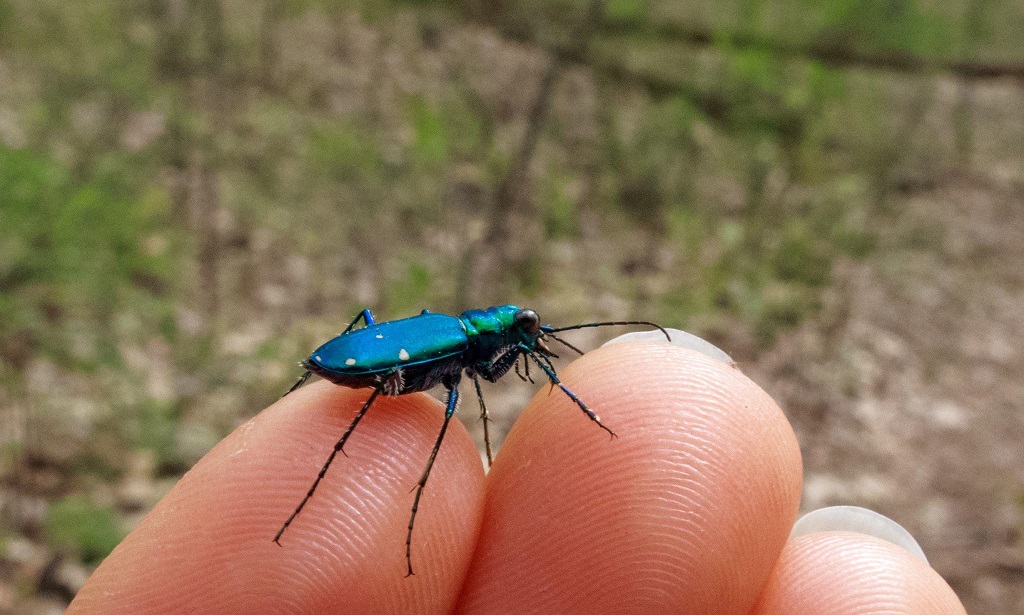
[69,382,485,614]
[455,341,803,614]
[750,531,967,614]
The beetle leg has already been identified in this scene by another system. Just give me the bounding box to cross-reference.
[532,351,558,393]
[524,356,534,383]
[340,308,375,335]
[406,381,460,576]
[479,346,522,383]
[513,357,532,383]
[274,382,385,546]
[284,309,375,397]
[521,345,616,439]
[537,352,556,374]
[282,369,312,397]
[469,373,493,466]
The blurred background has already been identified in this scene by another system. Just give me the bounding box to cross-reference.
[0,0,1022,612]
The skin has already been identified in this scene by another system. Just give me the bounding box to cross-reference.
[67,343,967,614]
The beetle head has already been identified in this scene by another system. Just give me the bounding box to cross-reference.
[513,308,540,335]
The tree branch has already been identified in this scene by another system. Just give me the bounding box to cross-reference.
[598,17,1024,82]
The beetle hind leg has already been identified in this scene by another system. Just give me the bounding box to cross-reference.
[273,383,385,545]
[405,381,460,576]
[282,369,312,397]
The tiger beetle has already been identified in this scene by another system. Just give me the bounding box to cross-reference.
[274,305,670,576]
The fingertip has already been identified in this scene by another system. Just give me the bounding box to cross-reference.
[70,382,485,614]
[751,532,967,615]
[458,342,802,614]
[792,506,929,563]
[603,327,736,366]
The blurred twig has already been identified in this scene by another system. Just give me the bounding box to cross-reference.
[459,0,606,305]
[598,15,1024,81]
[481,10,1023,142]
[488,16,802,136]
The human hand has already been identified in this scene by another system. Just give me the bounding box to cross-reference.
[67,340,966,614]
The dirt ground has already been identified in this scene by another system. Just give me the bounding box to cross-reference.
[4,173,1021,615]
[745,170,1024,614]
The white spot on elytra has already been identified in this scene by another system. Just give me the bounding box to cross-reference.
[399,349,410,361]
[315,355,322,361]
[376,334,384,339]
[345,358,356,366]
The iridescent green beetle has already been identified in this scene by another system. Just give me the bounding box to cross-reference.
[275,305,669,575]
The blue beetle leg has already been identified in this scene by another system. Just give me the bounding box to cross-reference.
[273,383,385,546]
[282,369,312,397]
[348,309,376,333]
[522,346,616,439]
[536,351,556,375]
[533,351,558,393]
[405,383,460,577]
[470,374,493,466]
[340,308,376,335]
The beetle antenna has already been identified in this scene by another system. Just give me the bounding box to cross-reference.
[543,331,585,355]
[543,321,671,342]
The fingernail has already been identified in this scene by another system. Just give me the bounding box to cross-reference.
[791,506,929,564]
[603,328,735,366]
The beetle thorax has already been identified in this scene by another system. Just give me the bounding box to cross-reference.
[459,305,539,360]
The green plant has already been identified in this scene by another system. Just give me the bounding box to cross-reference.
[44,494,126,565]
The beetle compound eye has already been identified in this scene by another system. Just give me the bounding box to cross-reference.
[514,309,541,334]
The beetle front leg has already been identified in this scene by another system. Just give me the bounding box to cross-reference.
[476,347,522,383]
[513,357,535,384]
[521,344,616,438]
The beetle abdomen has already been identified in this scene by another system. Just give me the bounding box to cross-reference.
[307,313,469,377]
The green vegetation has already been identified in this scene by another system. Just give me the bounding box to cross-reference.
[44,494,126,565]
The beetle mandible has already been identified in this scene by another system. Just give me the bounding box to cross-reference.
[274,304,670,576]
